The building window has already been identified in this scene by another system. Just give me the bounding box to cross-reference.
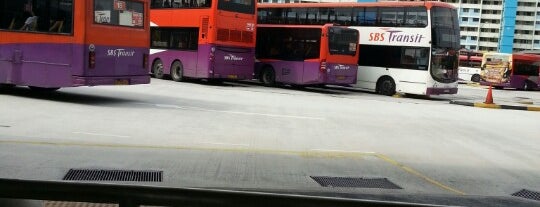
[462,17,468,21]
[461,36,467,40]
[474,9,480,13]
[473,18,479,22]
[463,8,469,12]
[470,46,476,50]
[471,36,477,40]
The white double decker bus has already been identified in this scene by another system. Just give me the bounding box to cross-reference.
[257,1,460,96]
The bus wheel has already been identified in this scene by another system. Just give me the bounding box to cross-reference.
[171,61,184,82]
[152,59,165,79]
[0,84,15,90]
[471,74,481,82]
[377,77,396,96]
[28,86,60,92]
[522,81,535,91]
[261,67,276,86]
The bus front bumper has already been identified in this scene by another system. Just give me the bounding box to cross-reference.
[426,87,458,95]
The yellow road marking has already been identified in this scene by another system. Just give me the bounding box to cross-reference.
[527,106,540,111]
[375,154,466,195]
[473,103,501,109]
[0,139,466,195]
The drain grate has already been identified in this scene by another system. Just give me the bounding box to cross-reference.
[63,169,163,182]
[310,176,402,189]
[512,189,540,201]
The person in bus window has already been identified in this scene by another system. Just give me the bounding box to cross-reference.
[20,9,37,31]
[49,10,66,32]
[164,0,171,8]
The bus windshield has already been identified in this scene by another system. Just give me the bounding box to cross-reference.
[94,0,145,28]
[430,7,460,49]
[218,0,255,14]
[430,7,460,83]
[328,26,358,56]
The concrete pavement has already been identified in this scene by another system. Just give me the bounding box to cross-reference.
[0,79,539,205]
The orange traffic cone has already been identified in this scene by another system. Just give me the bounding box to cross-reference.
[484,85,494,104]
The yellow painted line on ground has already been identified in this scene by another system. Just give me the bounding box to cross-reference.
[375,154,466,195]
[527,105,540,111]
[517,101,534,105]
[0,139,373,158]
[473,103,501,109]
[0,139,466,195]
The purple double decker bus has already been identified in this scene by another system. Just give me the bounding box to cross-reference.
[0,0,151,91]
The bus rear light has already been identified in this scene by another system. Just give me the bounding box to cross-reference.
[320,60,327,72]
[89,51,96,69]
[143,54,149,70]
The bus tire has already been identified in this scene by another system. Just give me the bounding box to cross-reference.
[522,81,535,91]
[171,61,184,82]
[261,66,276,87]
[377,77,396,96]
[28,86,60,92]
[0,84,15,90]
[471,74,480,82]
[152,59,165,79]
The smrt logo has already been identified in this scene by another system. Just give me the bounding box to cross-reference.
[107,49,135,57]
[224,54,244,61]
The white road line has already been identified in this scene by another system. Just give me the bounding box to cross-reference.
[73,132,130,138]
[143,103,325,120]
[309,149,377,154]
[198,142,250,147]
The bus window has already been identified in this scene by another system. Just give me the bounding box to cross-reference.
[258,9,268,23]
[306,8,318,25]
[328,27,358,56]
[514,62,540,76]
[379,7,403,26]
[218,0,255,14]
[151,28,199,50]
[256,27,321,61]
[0,0,73,34]
[335,8,352,26]
[355,7,377,26]
[267,8,285,24]
[286,8,297,24]
[292,8,307,25]
[94,0,144,28]
[405,7,428,27]
[400,48,429,70]
[319,8,330,24]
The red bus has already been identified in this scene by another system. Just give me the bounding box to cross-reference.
[149,0,256,82]
[255,24,359,87]
[0,0,150,91]
[480,52,540,90]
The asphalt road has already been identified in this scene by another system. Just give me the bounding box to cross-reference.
[0,79,539,206]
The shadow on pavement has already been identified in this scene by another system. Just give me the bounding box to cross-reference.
[0,86,136,106]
